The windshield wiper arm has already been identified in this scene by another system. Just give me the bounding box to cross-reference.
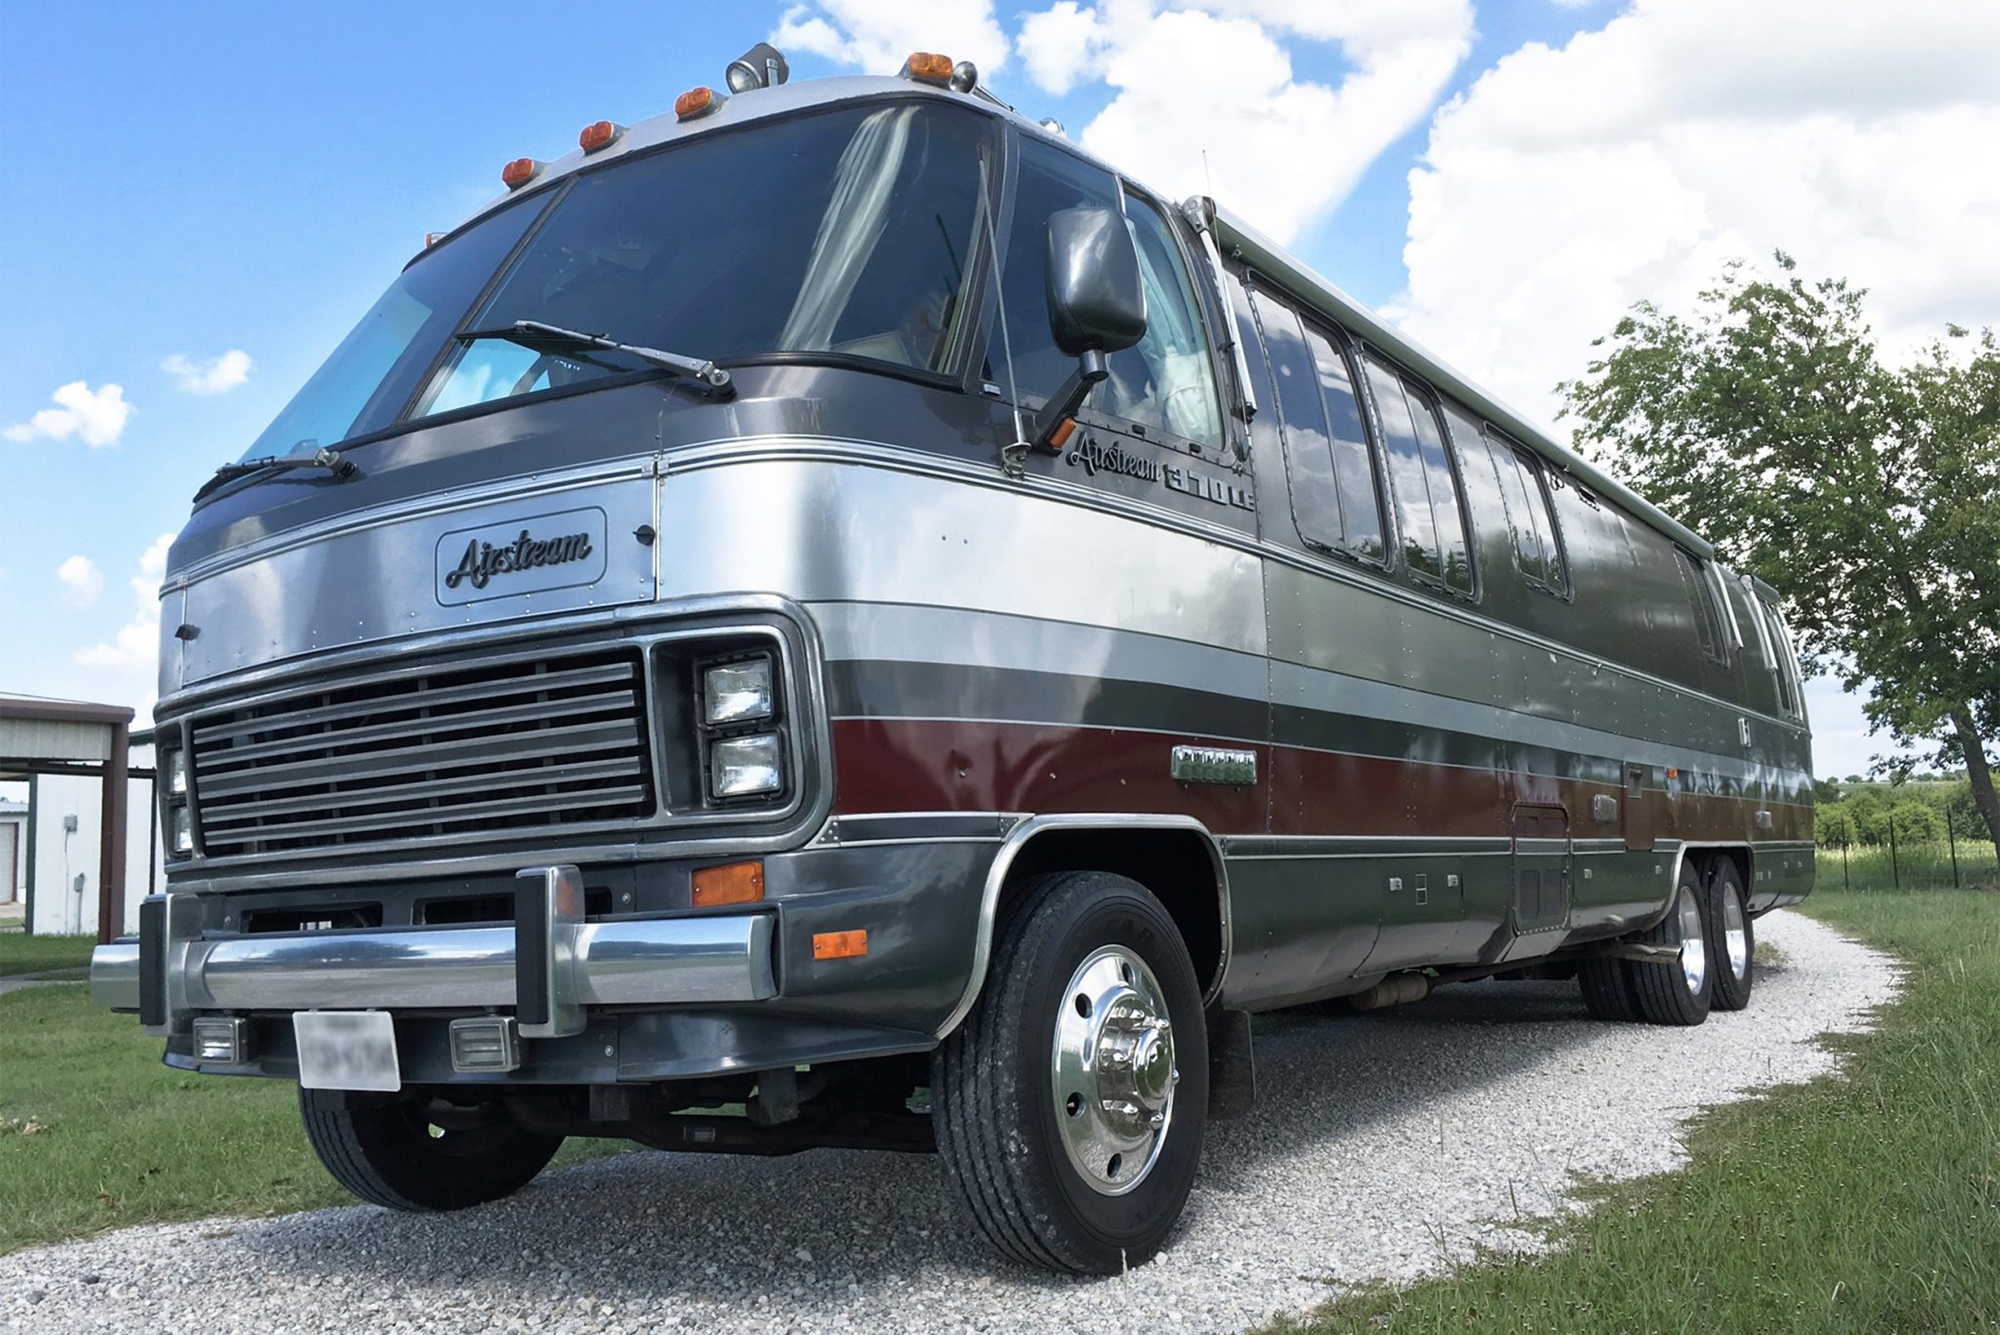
[193,445,358,502]
[487,320,734,397]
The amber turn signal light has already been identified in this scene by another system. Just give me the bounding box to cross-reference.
[676,86,721,120]
[500,157,543,190]
[578,120,625,153]
[902,51,953,85]
[692,860,764,908]
[812,929,868,961]
[1044,417,1077,452]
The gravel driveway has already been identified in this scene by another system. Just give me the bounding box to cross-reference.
[1,909,1896,1334]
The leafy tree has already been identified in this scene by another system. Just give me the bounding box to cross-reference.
[1559,254,2000,846]
[1886,799,1942,844]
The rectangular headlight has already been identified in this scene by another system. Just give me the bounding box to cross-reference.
[172,806,194,855]
[710,733,783,798]
[703,658,774,726]
[166,748,187,796]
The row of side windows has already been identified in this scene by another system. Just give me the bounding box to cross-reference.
[1237,276,1564,603]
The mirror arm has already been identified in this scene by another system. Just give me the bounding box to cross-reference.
[1028,348,1110,453]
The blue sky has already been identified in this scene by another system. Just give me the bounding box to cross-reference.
[3,0,1992,779]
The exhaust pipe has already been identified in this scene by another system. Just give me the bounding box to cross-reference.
[1349,973,1432,1011]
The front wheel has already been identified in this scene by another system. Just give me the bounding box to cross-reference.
[933,871,1209,1274]
[299,1087,563,1211]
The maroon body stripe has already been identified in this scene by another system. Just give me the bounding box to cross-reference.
[830,717,1810,843]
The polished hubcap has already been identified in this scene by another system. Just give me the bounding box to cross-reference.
[1051,945,1178,1195]
[1723,887,1750,982]
[1676,884,1708,994]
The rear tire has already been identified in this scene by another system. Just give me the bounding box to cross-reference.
[1577,956,1641,1021]
[1630,860,1714,1026]
[933,871,1209,1274]
[1706,858,1755,1012]
[299,1087,563,1211]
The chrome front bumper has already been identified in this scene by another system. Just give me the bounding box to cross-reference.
[90,864,776,1034]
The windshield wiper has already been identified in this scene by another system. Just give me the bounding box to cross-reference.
[478,320,734,397]
[193,445,358,503]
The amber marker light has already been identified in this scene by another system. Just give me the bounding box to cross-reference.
[691,860,765,908]
[676,86,722,120]
[501,157,542,190]
[901,51,954,85]
[1043,418,1077,453]
[578,120,625,153]
[812,929,869,961]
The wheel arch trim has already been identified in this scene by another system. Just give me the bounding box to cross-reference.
[932,813,1232,1040]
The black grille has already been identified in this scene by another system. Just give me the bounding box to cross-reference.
[188,649,654,856]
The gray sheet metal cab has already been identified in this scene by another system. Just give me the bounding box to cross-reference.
[90,49,1812,1274]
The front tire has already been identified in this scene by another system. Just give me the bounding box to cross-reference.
[933,871,1209,1274]
[1630,860,1714,1026]
[299,1087,563,1211]
[1706,858,1755,1012]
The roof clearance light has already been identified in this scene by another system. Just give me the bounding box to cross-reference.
[501,157,543,190]
[901,51,953,85]
[675,86,723,121]
[726,41,790,93]
[578,120,625,153]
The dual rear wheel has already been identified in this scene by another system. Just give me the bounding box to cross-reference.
[1581,854,1754,1025]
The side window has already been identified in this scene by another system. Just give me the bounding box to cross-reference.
[1301,325,1387,562]
[1674,549,1727,664]
[1758,597,1799,716]
[1489,438,1569,597]
[994,141,1121,408]
[1364,357,1473,594]
[1104,192,1224,448]
[1252,295,1343,550]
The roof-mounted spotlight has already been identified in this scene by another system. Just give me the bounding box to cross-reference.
[726,42,789,94]
[949,60,978,94]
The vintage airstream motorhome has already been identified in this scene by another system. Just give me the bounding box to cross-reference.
[91,46,1814,1274]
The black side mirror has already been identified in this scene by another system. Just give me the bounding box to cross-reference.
[1030,207,1147,451]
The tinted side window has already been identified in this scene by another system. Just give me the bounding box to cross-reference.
[995,142,1120,406]
[1104,194,1224,447]
[1301,325,1387,562]
[1253,296,1344,550]
[1675,550,1727,663]
[1365,358,1472,593]
[1490,439,1568,596]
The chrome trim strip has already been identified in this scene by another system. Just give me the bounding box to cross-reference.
[178,914,775,1014]
[934,813,1231,1041]
[91,942,141,1011]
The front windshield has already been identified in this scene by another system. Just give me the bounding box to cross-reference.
[240,100,998,462]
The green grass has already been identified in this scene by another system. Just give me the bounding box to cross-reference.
[1818,841,1998,893]
[0,983,635,1255]
[1274,885,2000,1334]
[0,932,98,977]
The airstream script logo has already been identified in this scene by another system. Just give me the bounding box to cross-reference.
[445,529,595,591]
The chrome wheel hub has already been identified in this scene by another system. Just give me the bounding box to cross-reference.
[1051,945,1178,1195]
[1723,887,1750,982]
[1676,884,1708,995]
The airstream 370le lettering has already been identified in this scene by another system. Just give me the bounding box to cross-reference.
[92,46,1813,1273]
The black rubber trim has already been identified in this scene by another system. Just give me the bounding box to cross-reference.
[514,882,548,1028]
[138,897,166,1028]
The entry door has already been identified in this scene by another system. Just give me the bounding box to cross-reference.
[1511,804,1572,939]
[1623,763,1655,852]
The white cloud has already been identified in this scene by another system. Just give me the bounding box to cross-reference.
[56,555,104,607]
[1391,0,2000,432]
[162,349,252,396]
[3,381,132,447]
[774,0,1011,76]
[75,534,175,673]
[1018,1,1473,244]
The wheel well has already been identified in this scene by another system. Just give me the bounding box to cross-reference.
[1003,828,1226,997]
[1696,845,1750,889]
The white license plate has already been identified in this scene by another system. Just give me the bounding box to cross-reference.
[294,1011,401,1092]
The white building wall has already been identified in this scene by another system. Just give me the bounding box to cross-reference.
[0,813,25,903]
[25,772,163,937]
